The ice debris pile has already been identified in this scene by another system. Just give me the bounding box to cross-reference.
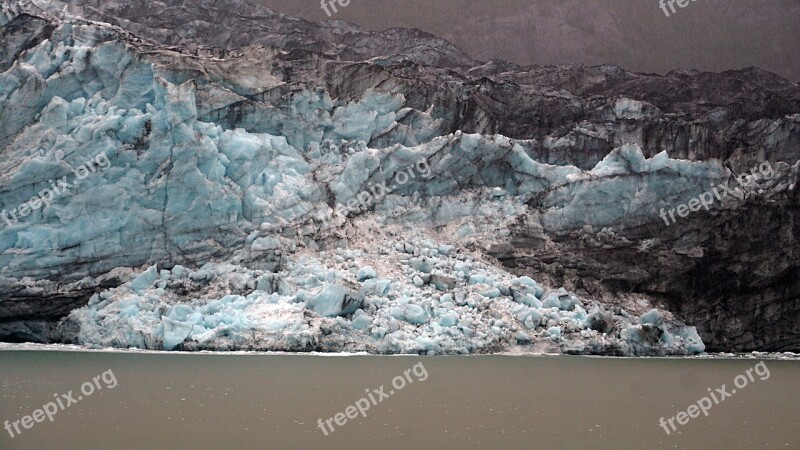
[68,231,705,355]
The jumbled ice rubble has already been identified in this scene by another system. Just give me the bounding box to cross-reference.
[67,231,705,355]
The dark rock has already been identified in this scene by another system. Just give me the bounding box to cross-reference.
[584,310,617,335]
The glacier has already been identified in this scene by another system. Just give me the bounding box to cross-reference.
[1,0,799,354]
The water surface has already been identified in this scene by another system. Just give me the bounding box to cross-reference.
[1,349,798,449]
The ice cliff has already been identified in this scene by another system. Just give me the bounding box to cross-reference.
[0,0,798,354]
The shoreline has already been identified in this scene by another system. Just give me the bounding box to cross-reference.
[1,342,797,360]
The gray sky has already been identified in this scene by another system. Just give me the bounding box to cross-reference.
[257,0,800,81]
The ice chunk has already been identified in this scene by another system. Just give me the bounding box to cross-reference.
[547,326,562,338]
[640,309,664,327]
[162,317,192,350]
[516,331,531,343]
[480,287,501,298]
[362,279,392,296]
[675,326,706,354]
[356,266,377,281]
[305,284,362,317]
[404,304,429,325]
[351,314,372,331]
[130,265,158,293]
[438,312,459,327]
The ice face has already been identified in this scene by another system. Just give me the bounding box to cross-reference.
[0,25,731,284]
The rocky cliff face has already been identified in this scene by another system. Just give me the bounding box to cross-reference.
[0,0,797,353]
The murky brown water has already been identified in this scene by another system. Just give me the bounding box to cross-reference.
[1,351,798,449]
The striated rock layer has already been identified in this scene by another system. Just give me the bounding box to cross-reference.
[0,0,798,353]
